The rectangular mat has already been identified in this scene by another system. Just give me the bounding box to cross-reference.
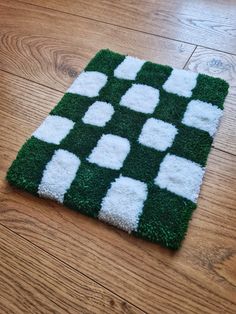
[7,49,229,249]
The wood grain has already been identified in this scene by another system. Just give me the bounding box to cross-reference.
[0,224,143,314]
[0,0,236,313]
[17,0,236,54]
[0,70,235,313]
[0,0,194,92]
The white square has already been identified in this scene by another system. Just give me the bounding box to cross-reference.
[99,176,148,232]
[87,134,130,170]
[182,100,223,136]
[154,154,204,202]
[33,115,74,145]
[120,84,160,114]
[82,101,114,127]
[138,118,178,151]
[163,69,198,97]
[38,149,81,203]
[114,56,145,80]
[67,71,108,97]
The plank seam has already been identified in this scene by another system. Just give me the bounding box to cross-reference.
[0,221,147,314]
[14,0,236,57]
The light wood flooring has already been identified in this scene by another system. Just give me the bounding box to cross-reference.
[0,1,235,313]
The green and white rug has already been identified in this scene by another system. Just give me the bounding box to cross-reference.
[7,49,229,249]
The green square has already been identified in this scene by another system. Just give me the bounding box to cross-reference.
[6,137,56,194]
[64,162,119,218]
[59,121,103,159]
[154,89,189,124]
[7,49,229,250]
[122,143,165,183]
[51,93,95,122]
[135,185,196,249]
[136,62,172,89]
[192,74,229,109]
[170,125,213,166]
[85,49,125,77]
[105,106,147,142]
[98,76,132,105]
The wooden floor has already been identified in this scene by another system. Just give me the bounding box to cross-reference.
[0,0,235,313]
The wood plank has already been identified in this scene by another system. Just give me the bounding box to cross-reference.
[0,71,236,313]
[17,0,236,54]
[0,0,194,92]
[185,47,236,155]
[0,224,143,314]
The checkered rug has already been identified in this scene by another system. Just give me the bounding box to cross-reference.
[7,49,229,249]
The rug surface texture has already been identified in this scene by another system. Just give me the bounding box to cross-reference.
[7,49,229,249]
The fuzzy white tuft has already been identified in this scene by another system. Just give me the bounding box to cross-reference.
[155,154,204,202]
[163,69,198,97]
[99,175,148,232]
[67,71,107,97]
[87,134,130,170]
[182,100,223,136]
[138,118,178,151]
[114,56,145,80]
[33,115,74,145]
[82,101,114,127]
[38,149,80,203]
[120,83,160,114]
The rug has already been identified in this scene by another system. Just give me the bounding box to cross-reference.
[6,49,229,249]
